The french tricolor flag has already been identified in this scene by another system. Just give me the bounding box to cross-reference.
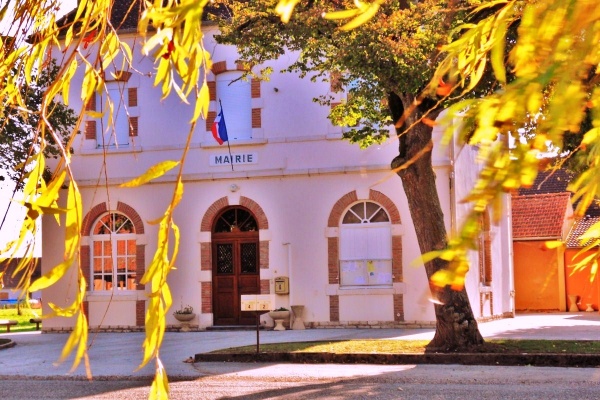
[211,108,228,145]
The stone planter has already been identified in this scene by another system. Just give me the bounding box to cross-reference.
[174,313,195,332]
[268,310,290,331]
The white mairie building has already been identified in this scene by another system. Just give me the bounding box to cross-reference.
[41,3,515,332]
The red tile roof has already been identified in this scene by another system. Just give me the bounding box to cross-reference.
[518,168,600,217]
[512,192,571,239]
[518,168,574,196]
[57,0,225,32]
[566,216,600,248]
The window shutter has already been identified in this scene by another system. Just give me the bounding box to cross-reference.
[365,226,392,259]
[84,96,97,140]
[85,121,96,140]
[340,228,368,260]
[129,116,138,137]
[86,95,96,111]
[128,88,137,107]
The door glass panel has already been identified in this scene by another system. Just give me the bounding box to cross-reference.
[214,210,237,233]
[214,208,258,233]
[240,243,257,273]
[216,243,234,274]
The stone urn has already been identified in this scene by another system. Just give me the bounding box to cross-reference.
[268,310,290,331]
[174,313,195,332]
[291,305,305,330]
[568,295,579,312]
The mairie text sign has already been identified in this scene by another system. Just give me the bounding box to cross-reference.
[210,152,258,166]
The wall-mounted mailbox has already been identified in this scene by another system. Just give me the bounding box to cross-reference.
[274,276,289,294]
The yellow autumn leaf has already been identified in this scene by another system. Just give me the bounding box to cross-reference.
[101,32,120,70]
[275,0,301,23]
[192,80,210,122]
[544,240,564,250]
[37,169,66,208]
[60,310,89,376]
[590,261,598,282]
[86,110,104,118]
[149,358,170,400]
[578,221,600,243]
[412,250,444,267]
[29,258,73,292]
[64,181,82,259]
[340,1,382,31]
[581,127,600,146]
[172,180,184,208]
[81,61,101,105]
[322,8,362,20]
[61,59,78,105]
[120,161,180,188]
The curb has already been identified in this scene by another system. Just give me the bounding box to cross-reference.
[195,352,600,368]
[0,339,16,350]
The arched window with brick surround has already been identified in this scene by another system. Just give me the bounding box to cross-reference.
[81,201,145,295]
[327,190,404,323]
[339,201,393,287]
[90,212,138,291]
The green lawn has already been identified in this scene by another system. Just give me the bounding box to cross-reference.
[212,339,600,355]
[0,307,42,333]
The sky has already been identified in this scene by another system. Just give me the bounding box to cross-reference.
[0,0,78,256]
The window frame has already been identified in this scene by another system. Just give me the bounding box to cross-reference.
[96,81,131,148]
[339,201,393,288]
[215,71,252,141]
[90,212,138,293]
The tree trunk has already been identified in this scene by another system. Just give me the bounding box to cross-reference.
[389,92,484,351]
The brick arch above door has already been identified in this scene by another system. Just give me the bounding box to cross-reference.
[199,196,271,313]
[200,196,269,232]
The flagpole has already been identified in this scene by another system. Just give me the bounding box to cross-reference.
[226,139,234,171]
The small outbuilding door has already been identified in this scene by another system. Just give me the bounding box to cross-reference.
[212,207,260,325]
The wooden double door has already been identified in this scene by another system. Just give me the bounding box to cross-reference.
[212,234,260,325]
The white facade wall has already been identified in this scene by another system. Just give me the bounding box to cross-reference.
[450,124,515,320]
[41,25,513,331]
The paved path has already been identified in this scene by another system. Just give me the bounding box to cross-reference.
[0,312,599,379]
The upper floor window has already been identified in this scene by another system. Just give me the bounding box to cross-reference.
[91,212,137,291]
[216,71,251,141]
[97,82,130,147]
[85,72,138,148]
[339,201,392,287]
